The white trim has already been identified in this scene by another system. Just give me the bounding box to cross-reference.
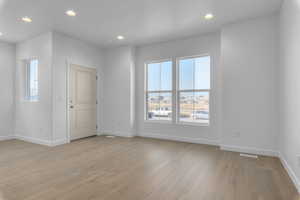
[144,58,173,65]
[101,130,134,138]
[220,145,278,157]
[66,60,71,143]
[97,132,104,136]
[51,139,68,146]
[144,120,173,124]
[176,121,210,127]
[279,153,300,194]
[139,132,219,146]
[0,135,14,141]
[14,135,52,146]
[176,53,211,61]
[11,135,67,147]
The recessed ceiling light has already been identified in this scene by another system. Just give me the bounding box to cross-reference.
[0,32,3,36]
[66,10,76,17]
[117,35,125,40]
[204,13,214,20]
[22,16,32,23]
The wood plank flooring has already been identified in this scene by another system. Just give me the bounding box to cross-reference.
[0,136,299,200]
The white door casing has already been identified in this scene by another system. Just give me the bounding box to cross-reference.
[69,64,97,141]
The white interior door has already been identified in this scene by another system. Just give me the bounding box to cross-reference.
[69,64,97,141]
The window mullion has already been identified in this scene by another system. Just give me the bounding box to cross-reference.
[145,64,148,120]
[159,63,162,120]
[193,59,195,121]
[178,89,210,93]
[173,58,177,123]
[29,63,31,98]
[145,92,148,120]
[147,90,172,93]
[26,61,29,98]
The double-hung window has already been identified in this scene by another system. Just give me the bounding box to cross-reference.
[145,55,210,125]
[25,59,39,101]
[177,56,210,124]
[145,60,172,121]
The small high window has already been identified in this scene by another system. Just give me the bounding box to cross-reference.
[25,59,39,101]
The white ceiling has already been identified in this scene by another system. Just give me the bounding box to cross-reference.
[0,0,282,47]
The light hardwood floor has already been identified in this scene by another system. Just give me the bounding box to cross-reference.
[0,136,299,200]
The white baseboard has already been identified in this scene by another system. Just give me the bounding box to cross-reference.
[0,135,14,141]
[139,132,219,146]
[101,130,135,138]
[97,132,104,136]
[13,133,101,147]
[220,145,278,157]
[51,139,68,146]
[14,135,53,146]
[279,153,300,193]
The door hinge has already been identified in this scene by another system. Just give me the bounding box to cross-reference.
[96,100,98,104]
[96,76,98,80]
[96,125,98,129]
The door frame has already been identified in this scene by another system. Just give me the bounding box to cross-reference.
[66,60,98,143]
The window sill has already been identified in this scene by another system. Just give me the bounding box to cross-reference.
[176,122,210,127]
[144,120,173,125]
[144,120,210,127]
[22,98,40,103]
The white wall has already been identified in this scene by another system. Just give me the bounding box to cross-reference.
[0,42,15,139]
[135,15,279,152]
[52,32,104,143]
[102,46,136,137]
[135,33,222,144]
[279,0,300,191]
[7,14,282,161]
[15,32,53,143]
[13,32,104,145]
[220,15,279,155]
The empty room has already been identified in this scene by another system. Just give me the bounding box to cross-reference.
[0,0,300,199]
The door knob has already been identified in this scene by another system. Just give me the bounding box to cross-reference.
[70,105,74,109]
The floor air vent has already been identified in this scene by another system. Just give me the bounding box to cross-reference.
[106,135,116,138]
[240,153,258,159]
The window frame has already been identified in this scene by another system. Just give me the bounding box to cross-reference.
[144,54,211,126]
[144,59,174,123]
[25,58,39,102]
[176,54,211,126]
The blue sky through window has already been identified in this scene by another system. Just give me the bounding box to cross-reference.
[148,61,172,91]
[147,56,210,91]
[179,56,210,90]
[29,59,38,99]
